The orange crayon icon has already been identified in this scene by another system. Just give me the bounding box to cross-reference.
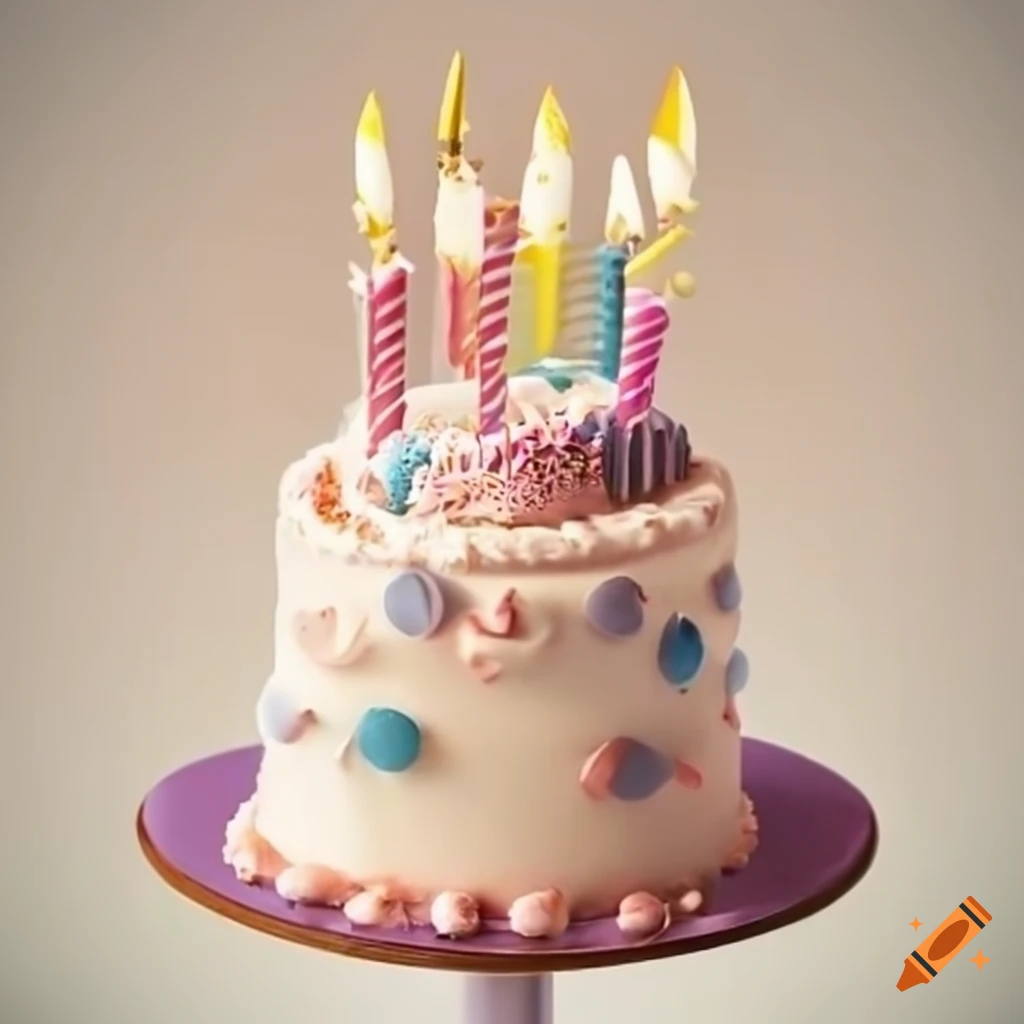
[897,896,992,991]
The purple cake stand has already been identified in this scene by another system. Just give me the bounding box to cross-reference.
[137,738,876,1023]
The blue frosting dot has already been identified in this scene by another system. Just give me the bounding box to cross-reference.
[357,707,422,772]
[726,649,750,695]
[658,614,705,689]
[713,564,743,612]
[610,741,675,801]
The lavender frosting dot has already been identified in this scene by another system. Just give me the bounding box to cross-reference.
[256,680,310,745]
[713,564,743,612]
[609,740,676,801]
[726,648,750,695]
[383,569,445,639]
[658,614,705,690]
[585,576,645,637]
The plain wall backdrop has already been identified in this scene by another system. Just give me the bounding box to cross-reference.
[2,1,1022,1021]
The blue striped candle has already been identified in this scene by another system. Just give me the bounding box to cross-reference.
[597,243,627,380]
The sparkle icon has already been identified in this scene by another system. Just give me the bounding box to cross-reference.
[969,950,990,971]
[909,917,922,931]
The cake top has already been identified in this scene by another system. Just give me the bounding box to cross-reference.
[333,54,703,544]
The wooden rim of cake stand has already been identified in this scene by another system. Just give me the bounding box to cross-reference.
[136,740,878,975]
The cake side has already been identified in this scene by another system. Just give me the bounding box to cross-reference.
[226,430,755,929]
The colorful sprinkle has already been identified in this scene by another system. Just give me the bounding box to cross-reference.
[256,680,313,745]
[584,576,646,637]
[383,569,446,639]
[713,564,742,612]
[356,707,422,772]
[657,613,704,689]
[726,648,749,695]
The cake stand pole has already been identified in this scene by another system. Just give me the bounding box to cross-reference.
[464,973,553,1024]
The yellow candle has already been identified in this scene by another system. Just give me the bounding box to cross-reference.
[516,87,573,361]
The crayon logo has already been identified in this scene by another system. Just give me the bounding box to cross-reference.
[897,896,993,992]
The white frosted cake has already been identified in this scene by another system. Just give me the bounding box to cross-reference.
[223,56,757,941]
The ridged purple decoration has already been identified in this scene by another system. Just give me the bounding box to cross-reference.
[583,408,690,505]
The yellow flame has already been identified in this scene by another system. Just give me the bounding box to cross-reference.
[436,51,467,153]
[534,86,571,154]
[650,66,696,166]
[357,91,386,147]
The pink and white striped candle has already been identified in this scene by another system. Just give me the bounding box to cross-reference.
[614,286,670,427]
[356,256,413,455]
[476,199,520,435]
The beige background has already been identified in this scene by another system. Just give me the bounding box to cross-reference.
[2,1,1022,1021]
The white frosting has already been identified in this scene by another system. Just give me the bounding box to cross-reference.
[280,378,720,574]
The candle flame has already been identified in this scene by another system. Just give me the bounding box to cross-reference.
[354,91,396,260]
[604,155,645,246]
[532,87,571,155]
[650,66,696,169]
[519,87,573,241]
[436,51,468,158]
[647,66,698,224]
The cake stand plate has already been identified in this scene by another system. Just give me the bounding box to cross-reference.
[137,738,876,1023]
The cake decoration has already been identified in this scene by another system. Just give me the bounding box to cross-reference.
[275,865,360,908]
[356,707,422,772]
[456,589,555,681]
[291,606,369,666]
[256,680,313,745]
[722,793,759,871]
[584,576,646,637]
[508,888,570,939]
[580,738,702,801]
[430,891,482,938]
[712,563,742,612]
[223,798,287,883]
[343,888,407,928]
[725,648,750,695]
[617,891,672,940]
[657,613,704,688]
[383,568,446,638]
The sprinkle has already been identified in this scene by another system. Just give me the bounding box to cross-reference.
[712,564,742,612]
[256,680,314,745]
[725,648,750,695]
[383,569,446,639]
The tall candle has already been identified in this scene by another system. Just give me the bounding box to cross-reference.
[476,198,520,435]
[432,51,486,381]
[624,67,698,287]
[352,91,411,455]
[614,287,670,427]
[517,87,573,363]
[600,155,645,380]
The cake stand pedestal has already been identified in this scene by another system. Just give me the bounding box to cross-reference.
[136,739,876,1024]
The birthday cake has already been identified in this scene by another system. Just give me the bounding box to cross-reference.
[223,55,758,942]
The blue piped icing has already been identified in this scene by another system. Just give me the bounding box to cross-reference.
[597,244,627,381]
